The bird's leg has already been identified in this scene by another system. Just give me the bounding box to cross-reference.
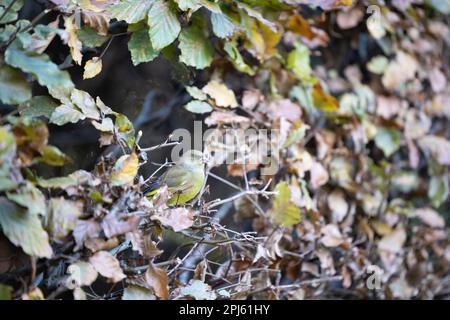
[175,191,182,206]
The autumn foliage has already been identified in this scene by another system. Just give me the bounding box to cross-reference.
[0,0,449,300]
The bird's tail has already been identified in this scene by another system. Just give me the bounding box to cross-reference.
[142,180,161,197]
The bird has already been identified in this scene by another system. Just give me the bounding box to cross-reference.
[143,150,206,205]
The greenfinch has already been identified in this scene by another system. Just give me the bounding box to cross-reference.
[144,150,206,205]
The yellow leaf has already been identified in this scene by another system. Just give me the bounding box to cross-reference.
[83,57,102,79]
[259,22,281,59]
[202,80,238,108]
[22,287,44,300]
[242,14,281,61]
[110,152,139,186]
[64,15,83,65]
[77,0,106,12]
[269,181,301,227]
[312,82,339,112]
[286,14,329,47]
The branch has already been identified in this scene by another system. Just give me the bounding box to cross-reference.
[140,141,180,153]
[205,179,274,209]
[207,171,269,216]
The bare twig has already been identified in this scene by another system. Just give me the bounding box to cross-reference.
[205,179,274,209]
[168,240,203,276]
[143,158,171,184]
[207,171,267,216]
[140,141,180,153]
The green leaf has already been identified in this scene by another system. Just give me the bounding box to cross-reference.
[223,42,255,75]
[5,41,74,94]
[0,127,17,192]
[0,24,16,42]
[47,197,83,240]
[0,177,17,192]
[0,125,16,165]
[92,117,114,132]
[0,197,52,258]
[147,1,180,50]
[115,114,135,148]
[6,182,46,217]
[37,145,68,166]
[211,12,236,39]
[128,28,159,65]
[186,86,207,100]
[426,0,450,14]
[178,25,214,69]
[287,42,314,84]
[0,0,24,24]
[236,2,277,32]
[37,170,94,189]
[71,89,100,120]
[240,11,280,61]
[50,104,85,126]
[19,96,58,119]
[0,65,31,105]
[0,284,12,300]
[96,97,115,116]
[175,0,220,13]
[428,176,449,208]
[184,100,213,114]
[290,85,316,115]
[283,125,308,149]
[269,181,301,227]
[108,0,155,24]
[175,0,203,11]
[374,127,401,157]
[76,27,108,47]
[367,55,389,75]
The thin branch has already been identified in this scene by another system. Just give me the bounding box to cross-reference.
[205,179,274,209]
[140,141,180,152]
[207,171,268,216]
[168,240,203,276]
[98,32,129,59]
[143,158,170,184]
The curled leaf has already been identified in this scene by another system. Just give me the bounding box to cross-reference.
[83,57,102,79]
[89,251,126,283]
[110,153,139,186]
[144,264,169,300]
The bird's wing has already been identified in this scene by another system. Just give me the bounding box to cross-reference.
[162,165,194,194]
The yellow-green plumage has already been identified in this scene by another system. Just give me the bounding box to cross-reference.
[145,150,205,205]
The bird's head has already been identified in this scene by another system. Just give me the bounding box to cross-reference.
[178,149,207,166]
